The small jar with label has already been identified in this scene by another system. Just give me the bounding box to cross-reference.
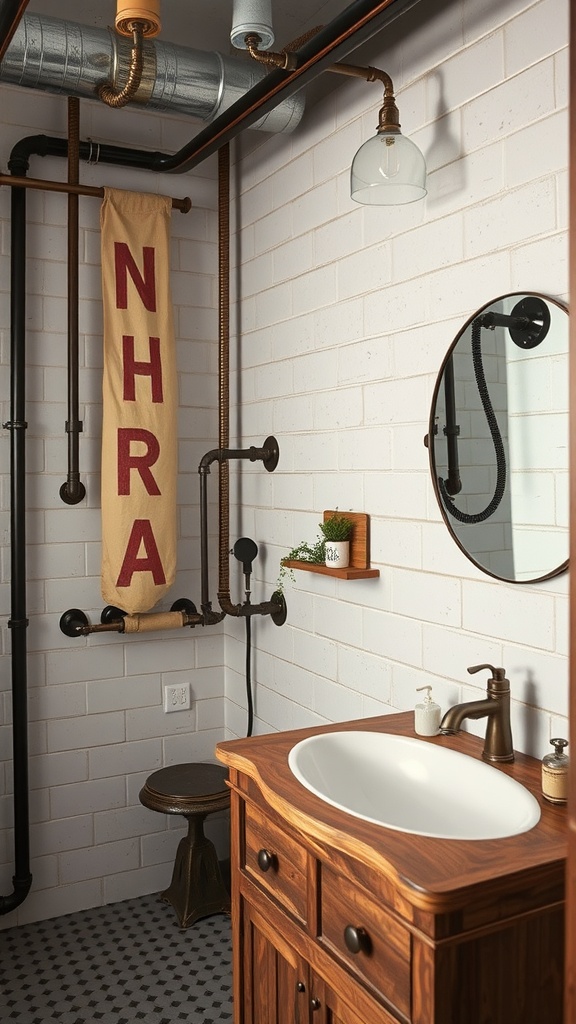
[541,738,569,805]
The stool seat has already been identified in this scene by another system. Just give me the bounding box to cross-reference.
[140,762,230,928]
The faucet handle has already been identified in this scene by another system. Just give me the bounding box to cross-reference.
[468,664,507,682]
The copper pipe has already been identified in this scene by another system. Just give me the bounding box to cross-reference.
[326,61,400,132]
[326,61,393,90]
[218,145,231,603]
[98,23,145,108]
[0,174,191,211]
[244,33,297,71]
[244,36,401,134]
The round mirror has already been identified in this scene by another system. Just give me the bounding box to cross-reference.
[428,292,568,583]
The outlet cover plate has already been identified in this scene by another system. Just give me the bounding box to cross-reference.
[163,683,191,713]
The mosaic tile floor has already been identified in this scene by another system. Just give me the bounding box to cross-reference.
[0,893,232,1023]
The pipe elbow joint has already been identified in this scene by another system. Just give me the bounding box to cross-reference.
[0,873,33,916]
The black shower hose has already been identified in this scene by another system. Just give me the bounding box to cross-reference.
[439,317,506,524]
[245,615,253,737]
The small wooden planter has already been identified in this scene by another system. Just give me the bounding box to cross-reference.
[283,511,380,580]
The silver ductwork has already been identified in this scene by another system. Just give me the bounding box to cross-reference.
[0,13,305,133]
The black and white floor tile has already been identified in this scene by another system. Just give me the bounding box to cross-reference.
[0,893,232,1023]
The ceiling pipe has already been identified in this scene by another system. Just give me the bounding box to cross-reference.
[0,12,305,135]
[147,0,423,173]
[1,0,422,174]
[0,0,28,60]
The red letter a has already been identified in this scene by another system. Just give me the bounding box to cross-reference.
[116,519,166,587]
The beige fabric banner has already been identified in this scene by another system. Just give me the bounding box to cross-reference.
[100,188,177,613]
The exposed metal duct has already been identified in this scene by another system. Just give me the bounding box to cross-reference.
[0,13,305,133]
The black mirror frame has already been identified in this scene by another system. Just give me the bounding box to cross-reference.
[427,291,569,585]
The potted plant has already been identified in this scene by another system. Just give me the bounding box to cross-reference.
[319,512,354,568]
[277,537,325,592]
[277,512,355,592]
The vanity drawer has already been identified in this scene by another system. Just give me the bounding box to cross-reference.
[319,863,411,1018]
[243,799,309,925]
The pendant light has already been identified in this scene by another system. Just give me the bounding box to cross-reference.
[350,72,426,206]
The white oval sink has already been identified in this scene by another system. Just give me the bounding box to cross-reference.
[288,731,541,841]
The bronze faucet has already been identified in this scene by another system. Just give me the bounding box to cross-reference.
[440,664,514,763]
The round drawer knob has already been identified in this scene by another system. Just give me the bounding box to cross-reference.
[296,981,306,993]
[344,924,372,955]
[257,848,276,872]
[310,997,321,1011]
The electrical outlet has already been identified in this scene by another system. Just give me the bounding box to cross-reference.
[163,683,191,713]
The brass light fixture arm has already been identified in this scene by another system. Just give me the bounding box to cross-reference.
[245,35,400,134]
[98,22,145,108]
[326,62,400,133]
[244,32,298,71]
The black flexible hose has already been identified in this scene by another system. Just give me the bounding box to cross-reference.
[439,317,506,524]
[245,616,253,738]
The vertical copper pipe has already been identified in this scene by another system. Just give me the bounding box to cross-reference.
[217,144,231,599]
[60,97,85,504]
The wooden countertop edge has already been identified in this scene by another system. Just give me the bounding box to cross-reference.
[216,712,567,914]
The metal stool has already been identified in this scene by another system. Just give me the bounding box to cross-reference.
[139,762,230,928]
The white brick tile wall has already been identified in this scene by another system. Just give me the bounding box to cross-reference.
[0,0,569,928]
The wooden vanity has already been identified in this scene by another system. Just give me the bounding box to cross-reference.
[216,712,566,1024]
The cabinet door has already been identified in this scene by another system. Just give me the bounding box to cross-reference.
[310,975,391,1024]
[241,898,309,1024]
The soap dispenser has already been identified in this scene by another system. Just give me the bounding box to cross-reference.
[414,686,441,737]
[541,738,569,805]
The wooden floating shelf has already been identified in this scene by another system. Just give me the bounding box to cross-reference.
[283,560,380,580]
[284,511,380,581]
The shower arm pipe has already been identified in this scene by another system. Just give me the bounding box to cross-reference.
[0,173,191,212]
[60,96,86,507]
[0,173,32,915]
[476,311,535,330]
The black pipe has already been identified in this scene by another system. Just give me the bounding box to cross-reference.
[60,99,86,506]
[441,356,461,496]
[9,135,169,175]
[0,0,29,60]
[198,442,282,622]
[0,178,32,915]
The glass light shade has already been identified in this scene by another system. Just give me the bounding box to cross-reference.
[350,131,427,206]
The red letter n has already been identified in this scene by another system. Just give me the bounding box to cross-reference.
[115,242,157,312]
[117,428,161,496]
[123,336,163,403]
